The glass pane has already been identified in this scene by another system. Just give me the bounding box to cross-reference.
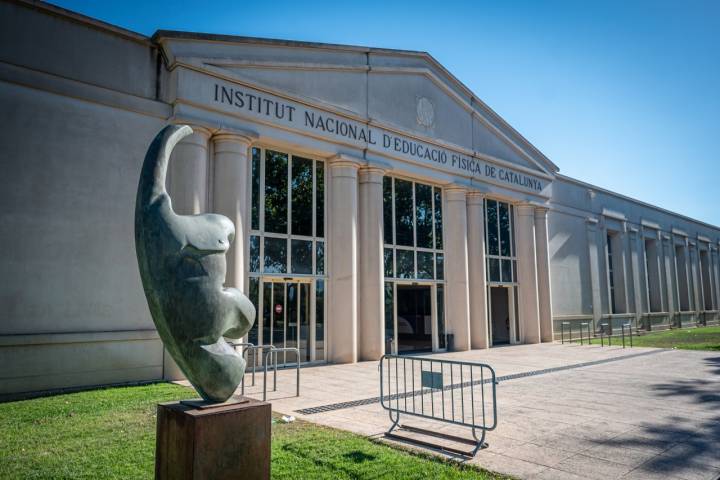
[249,235,260,273]
[272,283,285,351]
[291,156,313,236]
[417,251,434,279]
[264,150,288,234]
[396,249,414,279]
[510,205,516,256]
[436,254,444,280]
[291,239,312,274]
[384,247,394,278]
[512,260,517,285]
[415,183,433,248]
[384,282,394,353]
[486,199,499,255]
[434,187,443,250]
[262,282,271,346]
[437,285,446,349]
[394,179,414,246]
[501,259,512,283]
[248,277,259,345]
[286,283,298,364]
[383,176,393,245]
[264,237,287,273]
[488,258,500,282]
[251,147,260,231]
[499,202,511,257]
[316,241,324,275]
[299,283,310,362]
[315,161,324,238]
[316,280,325,361]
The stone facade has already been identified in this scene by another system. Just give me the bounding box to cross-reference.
[1,0,719,397]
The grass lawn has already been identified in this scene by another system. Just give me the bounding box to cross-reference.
[0,383,507,479]
[587,325,720,350]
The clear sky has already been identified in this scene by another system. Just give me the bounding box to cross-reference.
[51,0,720,226]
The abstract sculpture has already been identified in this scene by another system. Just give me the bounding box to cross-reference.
[135,125,255,403]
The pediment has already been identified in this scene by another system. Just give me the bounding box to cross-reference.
[157,32,557,177]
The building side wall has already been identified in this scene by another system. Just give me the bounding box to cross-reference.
[0,3,167,396]
[549,177,720,335]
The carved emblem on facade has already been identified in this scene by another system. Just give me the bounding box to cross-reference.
[416,96,435,128]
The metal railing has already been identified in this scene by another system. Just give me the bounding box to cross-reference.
[598,322,634,348]
[560,322,591,345]
[379,354,498,457]
[230,342,301,400]
[263,347,300,401]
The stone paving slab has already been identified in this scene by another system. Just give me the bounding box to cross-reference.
[178,343,720,479]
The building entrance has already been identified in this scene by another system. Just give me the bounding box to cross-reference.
[396,284,433,353]
[489,286,511,345]
[261,279,312,364]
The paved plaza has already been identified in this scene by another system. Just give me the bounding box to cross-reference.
[186,344,720,479]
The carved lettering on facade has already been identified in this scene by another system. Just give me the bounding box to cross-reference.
[212,82,544,193]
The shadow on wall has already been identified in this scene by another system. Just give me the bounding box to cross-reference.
[590,356,720,475]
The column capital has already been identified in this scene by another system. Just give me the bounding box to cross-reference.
[445,185,467,202]
[328,154,363,169]
[170,122,212,140]
[533,205,550,217]
[212,129,259,146]
[358,166,386,184]
[515,203,536,216]
[466,190,484,205]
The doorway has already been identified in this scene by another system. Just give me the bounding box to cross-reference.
[261,279,312,364]
[489,286,511,345]
[396,284,433,353]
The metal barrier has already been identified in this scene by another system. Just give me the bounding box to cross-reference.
[561,322,591,345]
[598,322,634,348]
[379,354,497,457]
[263,347,300,401]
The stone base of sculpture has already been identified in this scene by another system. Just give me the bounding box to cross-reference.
[155,397,271,480]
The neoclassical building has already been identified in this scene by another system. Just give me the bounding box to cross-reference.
[1,0,719,396]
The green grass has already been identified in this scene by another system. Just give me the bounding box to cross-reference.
[587,325,720,350]
[0,383,506,479]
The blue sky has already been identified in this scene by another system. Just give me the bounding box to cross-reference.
[52,0,720,225]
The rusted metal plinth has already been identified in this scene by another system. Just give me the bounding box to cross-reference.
[155,396,271,480]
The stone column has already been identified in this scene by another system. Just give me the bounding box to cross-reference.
[212,133,256,294]
[358,166,385,361]
[165,125,211,380]
[587,218,603,329]
[516,204,541,343]
[690,243,700,313]
[628,228,643,327]
[534,206,553,343]
[663,235,676,323]
[466,192,488,349]
[168,126,211,215]
[444,187,471,351]
[327,155,360,363]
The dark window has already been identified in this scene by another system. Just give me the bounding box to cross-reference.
[291,156,313,236]
[417,251,434,279]
[486,200,499,255]
[264,237,287,273]
[394,179,414,247]
[251,147,261,231]
[415,183,433,249]
[434,187,443,250]
[315,162,324,238]
[384,248,394,278]
[264,150,288,234]
[316,241,324,275]
[383,176,393,245]
[291,239,312,274]
[396,249,414,278]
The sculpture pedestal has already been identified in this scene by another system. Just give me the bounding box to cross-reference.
[155,397,271,480]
